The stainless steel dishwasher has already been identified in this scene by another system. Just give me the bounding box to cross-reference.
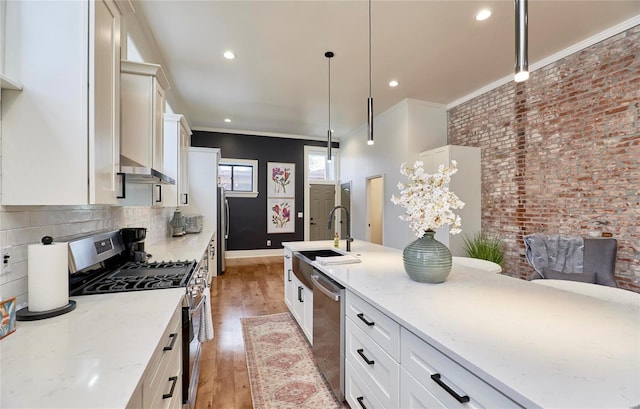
[311,269,345,402]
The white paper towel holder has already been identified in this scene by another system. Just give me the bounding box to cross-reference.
[16,236,76,321]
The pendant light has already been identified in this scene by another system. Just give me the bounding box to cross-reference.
[366,0,374,145]
[514,0,529,82]
[325,51,334,162]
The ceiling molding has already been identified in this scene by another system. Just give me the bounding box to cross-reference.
[447,14,640,110]
[191,126,336,142]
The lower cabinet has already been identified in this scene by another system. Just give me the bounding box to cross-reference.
[283,249,313,343]
[128,303,182,409]
[344,290,521,409]
[401,328,521,408]
[284,250,294,309]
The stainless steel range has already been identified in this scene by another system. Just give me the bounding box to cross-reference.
[68,230,207,409]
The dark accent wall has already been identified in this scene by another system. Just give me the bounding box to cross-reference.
[191,131,338,250]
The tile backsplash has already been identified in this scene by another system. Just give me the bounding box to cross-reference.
[0,205,175,308]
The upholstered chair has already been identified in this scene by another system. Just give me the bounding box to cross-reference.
[524,234,618,287]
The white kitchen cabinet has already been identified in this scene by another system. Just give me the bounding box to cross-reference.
[140,303,182,409]
[401,328,520,408]
[283,250,313,343]
[121,60,169,172]
[418,145,481,256]
[163,114,192,207]
[284,250,295,309]
[345,291,400,409]
[344,289,520,409]
[292,274,313,343]
[1,0,123,205]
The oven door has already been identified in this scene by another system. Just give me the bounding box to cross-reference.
[183,292,205,407]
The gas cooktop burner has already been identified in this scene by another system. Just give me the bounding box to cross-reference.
[71,259,197,296]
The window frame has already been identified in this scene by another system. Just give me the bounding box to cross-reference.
[219,158,259,198]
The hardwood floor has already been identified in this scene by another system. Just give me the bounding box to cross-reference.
[195,256,287,409]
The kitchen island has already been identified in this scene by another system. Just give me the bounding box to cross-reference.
[284,240,640,409]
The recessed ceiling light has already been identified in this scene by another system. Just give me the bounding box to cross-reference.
[475,8,492,21]
[389,80,399,87]
[224,118,231,123]
[223,51,236,60]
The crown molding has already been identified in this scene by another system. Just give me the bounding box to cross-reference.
[191,126,336,142]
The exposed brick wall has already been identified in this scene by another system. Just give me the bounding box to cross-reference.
[448,26,640,292]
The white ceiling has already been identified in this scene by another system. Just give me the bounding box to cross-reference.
[134,0,640,139]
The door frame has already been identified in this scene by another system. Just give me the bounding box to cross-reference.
[304,145,340,241]
[365,174,384,244]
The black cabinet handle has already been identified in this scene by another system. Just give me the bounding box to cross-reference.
[162,375,178,399]
[430,373,470,403]
[288,269,292,282]
[356,396,367,409]
[183,193,189,205]
[155,185,162,203]
[298,286,303,302]
[356,348,375,365]
[163,333,177,351]
[117,173,126,199]
[357,313,375,326]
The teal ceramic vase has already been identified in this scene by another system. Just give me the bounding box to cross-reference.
[402,230,452,283]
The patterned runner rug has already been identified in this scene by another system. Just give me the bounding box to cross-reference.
[241,313,343,409]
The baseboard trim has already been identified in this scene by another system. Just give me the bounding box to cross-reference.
[226,249,284,259]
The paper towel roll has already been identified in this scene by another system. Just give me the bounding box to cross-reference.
[28,242,69,312]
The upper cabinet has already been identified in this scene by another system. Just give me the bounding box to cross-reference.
[163,114,192,207]
[418,145,481,256]
[120,60,169,172]
[1,0,124,205]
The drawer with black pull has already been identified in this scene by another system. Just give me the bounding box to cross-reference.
[401,328,522,408]
[345,291,400,361]
[345,318,400,408]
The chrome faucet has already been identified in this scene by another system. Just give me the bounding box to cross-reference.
[328,205,354,252]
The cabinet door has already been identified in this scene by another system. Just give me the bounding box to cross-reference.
[89,0,120,205]
[284,251,294,310]
[153,79,166,172]
[292,276,305,325]
[179,123,191,205]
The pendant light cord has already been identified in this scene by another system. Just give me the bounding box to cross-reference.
[328,56,331,131]
[368,0,372,98]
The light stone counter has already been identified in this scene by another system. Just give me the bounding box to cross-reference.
[284,240,640,409]
[0,288,185,408]
[146,228,214,262]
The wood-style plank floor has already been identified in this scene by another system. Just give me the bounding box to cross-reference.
[195,256,287,409]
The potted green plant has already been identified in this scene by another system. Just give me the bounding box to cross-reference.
[463,232,505,266]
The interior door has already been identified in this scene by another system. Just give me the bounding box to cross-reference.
[309,184,336,241]
[366,176,383,245]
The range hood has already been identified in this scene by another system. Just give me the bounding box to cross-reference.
[119,155,175,185]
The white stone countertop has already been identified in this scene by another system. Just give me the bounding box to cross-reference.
[0,288,185,408]
[146,228,214,262]
[284,240,640,409]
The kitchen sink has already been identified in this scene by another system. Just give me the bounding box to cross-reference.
[293,249,343,289]
[297,249,343,261]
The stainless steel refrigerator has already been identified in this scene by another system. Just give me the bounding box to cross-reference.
[217,186,229,274]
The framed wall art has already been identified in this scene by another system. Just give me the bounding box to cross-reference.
[267,198,295,233]
[267,162,295,198]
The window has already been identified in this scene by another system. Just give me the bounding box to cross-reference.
[219,158,259,198]
[307,151,336,181]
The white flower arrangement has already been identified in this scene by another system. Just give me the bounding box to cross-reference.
[391,160,465,238]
